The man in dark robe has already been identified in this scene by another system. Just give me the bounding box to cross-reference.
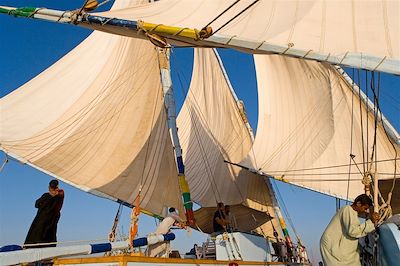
[24,179,64,248]
[212,202,227,235]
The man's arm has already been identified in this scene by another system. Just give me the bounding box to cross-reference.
[35,193,51,208]
[342,206,375,238]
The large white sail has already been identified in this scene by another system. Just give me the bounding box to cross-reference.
[241,54,400,204]
[177,48,260,206]
[177,48,280,235]
[92,0,399,74]
[0,7,184,217]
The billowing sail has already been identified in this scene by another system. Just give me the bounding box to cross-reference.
[178,48,257,206]
[177,48,280,235]
[92,0,399,74]
[0,2,184,217]
[241,54,400,204]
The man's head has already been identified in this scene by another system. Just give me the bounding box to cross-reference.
[217,202,224,210]
[352,194,373,215]
[225,205,230,214]
[49,179,59,189]
[48,179,59,196]
[169,207,176,213]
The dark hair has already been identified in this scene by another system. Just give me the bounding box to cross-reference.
[169,207,176,213]
[49,179,59,189]
[225,205,230,209]
[217,202,224,208]
[354,194,373,206]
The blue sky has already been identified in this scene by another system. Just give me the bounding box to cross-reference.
[0,0,399,264]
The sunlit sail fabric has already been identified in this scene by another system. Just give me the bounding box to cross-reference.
[93,0,399,73]
[242,54,400,202]
[177,48,279,234]
[177,48,259,206]
[0,5,184,217]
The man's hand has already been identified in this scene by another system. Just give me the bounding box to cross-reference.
[370,212,380,225]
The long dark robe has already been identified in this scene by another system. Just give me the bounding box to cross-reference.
[24,190,64,248]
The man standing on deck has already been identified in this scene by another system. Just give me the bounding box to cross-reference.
[212,202,227,235]
[24,179,64,248]
[320,194,380,266]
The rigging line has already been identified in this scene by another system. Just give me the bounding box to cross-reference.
[274,172,396,177]
[372,72,398,203]
[212,0,260,36]
[368,72,378,173]
[0,153,8,173]
[255,158,399,173]
[97,0,113,8]
[271,179,300,240]
[351,156,365,177]
[203,0,241,28]
[77,0,91,17]
[357,68,366,174]
[366,70,369,173]
[175,70,221,203]
[347,68,355,203]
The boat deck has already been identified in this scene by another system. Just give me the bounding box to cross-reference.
[54,255,307,266]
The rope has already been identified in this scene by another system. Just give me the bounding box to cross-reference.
[357,69,366,174]
[203,0,241,28]
[346,68,355,202]
[271,179,300,243]
[256,158,399,174]
[212,0,260,36]
[0,154,9,173]
[108,203,123,242]
[370,72,398,221]
[97,0,112,8]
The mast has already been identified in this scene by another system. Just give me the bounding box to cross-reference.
[212,48,297,248]
[157,47,195,224]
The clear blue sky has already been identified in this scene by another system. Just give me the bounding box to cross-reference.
[0,1,399,264]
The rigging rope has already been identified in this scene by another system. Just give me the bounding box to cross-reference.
[369,72,398,222]
[271,179,300,243]
[346,68,355,202]
[0,154,9,173]
[108,203,123,242]
[203,0,241,29]
[357,69,367,175]
[211,0,260,36]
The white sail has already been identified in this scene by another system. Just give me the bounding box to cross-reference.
[177,48,259,206]
[91,0,400,74]
[177,48,279,235]
[241,54,400,203]
[0,20,184,217]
